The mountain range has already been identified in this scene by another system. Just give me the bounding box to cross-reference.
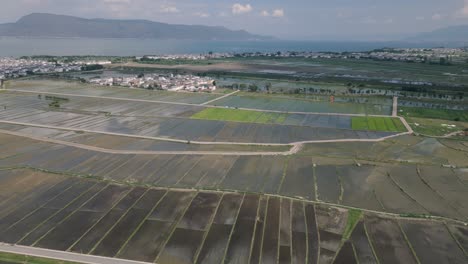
[1,13,468,43]
[0,13,270,40]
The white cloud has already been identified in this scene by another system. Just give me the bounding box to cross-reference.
[362,17,377,24]
[260,9,284,18]
[272,9,284,18]
[194,12,209,18]
[260,10,270,17]
[384,18,393,24]
[455,0,468,18]
[232,3,252,15]
[432,13,442,20]
[160,5,179,13]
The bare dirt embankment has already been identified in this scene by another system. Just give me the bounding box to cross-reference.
[109,62,251,73]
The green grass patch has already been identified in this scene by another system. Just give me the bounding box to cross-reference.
[400,107,468,122]
[191,108,287,124]
[351,117,406,132]
[407,117,468,137]
[343,209,362,240]
[0,252,79,264]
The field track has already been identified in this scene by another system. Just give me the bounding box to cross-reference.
[0,243,151,264]
[0,120,412,155]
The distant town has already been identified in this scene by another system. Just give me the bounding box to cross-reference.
[137,47,468,64]
[0,57,114,80]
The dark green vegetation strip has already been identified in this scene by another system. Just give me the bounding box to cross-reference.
[351,117,406,132]
[191,108,287,124]
[342,209,362,240]
[0,252,79,264]
[400,107,468,122]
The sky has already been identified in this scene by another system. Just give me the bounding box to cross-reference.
[1,0,468,40]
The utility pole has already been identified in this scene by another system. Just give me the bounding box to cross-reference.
[0,79,4,89]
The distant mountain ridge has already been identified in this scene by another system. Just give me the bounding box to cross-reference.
[0,13,271,40]
[408,25,468,42]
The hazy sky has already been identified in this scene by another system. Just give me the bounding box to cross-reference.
[1,0,468,40]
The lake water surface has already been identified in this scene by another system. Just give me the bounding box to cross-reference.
[0,37,454,57]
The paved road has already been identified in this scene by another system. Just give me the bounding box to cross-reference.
[0,243,150,264]
[6,89,393,117]
[392,96,398,117]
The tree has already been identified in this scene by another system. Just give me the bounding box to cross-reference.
[265,82,272,93]
[248,84,258,92]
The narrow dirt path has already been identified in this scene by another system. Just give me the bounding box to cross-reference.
[200,90,239,105]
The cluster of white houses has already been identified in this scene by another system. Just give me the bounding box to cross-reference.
[90,73,216,92]
[0,57,82,79]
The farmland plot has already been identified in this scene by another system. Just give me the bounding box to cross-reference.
[261,197,281,264]
[0,180,94,244]
[209,94,391,115]
[305,204,319,264]
[400,220,466,264]
[8,79,222,104]
[349,221,378,264]
[176,156,232,187]
[279,198,292,264]
[157,228,205,264]
[224,194,259,264]
[417,166,468,218]
[447,224,468,254]
[279,157,316,200]
[336,165,384,211]
[219,156,285,193]
[315,206,349,264]
[0,168,466,264]
[364,216,418,264]
[0,169,65,216]
[388,165,464,219]
[18,182,109,246]
[158,194,222,263]
[0,177,76,225]
[34,184,131,251]
[196,194,244,264]
[91,189,166,257]
[248,197,267,264]
[70,187,147,254]
[315,165,341,204]
[333,242,358,264]
[371,166,429,215]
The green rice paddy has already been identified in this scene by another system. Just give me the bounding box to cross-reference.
[0,252,78,264]
[351,117,407,132]
[191,108,287,124]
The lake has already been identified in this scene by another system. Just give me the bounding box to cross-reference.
[0,37,455,57]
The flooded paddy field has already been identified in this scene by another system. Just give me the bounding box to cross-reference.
[208,94,392,115]
[0,169,466,264]
[0,78,467,263]
[0,123,291,153]
[1,133,468,222]
[0,91,399,143]
[6,79,221,105]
